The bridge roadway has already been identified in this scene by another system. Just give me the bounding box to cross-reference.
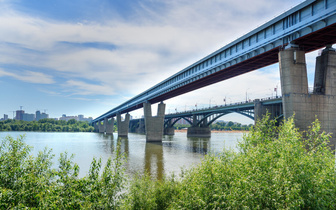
[92,0,336,124]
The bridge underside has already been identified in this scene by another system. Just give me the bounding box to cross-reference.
[148,23,336,105]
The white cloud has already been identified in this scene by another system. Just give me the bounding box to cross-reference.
[0,69,55,84]
[63,80,115,96]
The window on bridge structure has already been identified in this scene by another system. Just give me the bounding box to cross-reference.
[274,21,282,34]
[313,1,325,15]
[258,31,263,42]
[301,6,311,20]
[327,0,336,9]
[250,35,256,46]
[265,26,272,38]
[283,17,289,29]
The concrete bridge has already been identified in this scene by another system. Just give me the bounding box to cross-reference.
[92,0,336,148]
[94,97,282,137]
[128,97,283,138]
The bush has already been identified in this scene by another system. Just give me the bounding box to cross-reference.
[122,115,336,209]
[0,135,126,209]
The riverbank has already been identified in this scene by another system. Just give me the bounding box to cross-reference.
[175,129,249,133]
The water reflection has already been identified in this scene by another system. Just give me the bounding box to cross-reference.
[117,136,129,155]
[187,137,209,154]
[97,133,114,154]
[0,131,242,179]
[145,142,164,180]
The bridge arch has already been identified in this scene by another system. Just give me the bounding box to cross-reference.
[164,116,192,127]
[196,110,254,126]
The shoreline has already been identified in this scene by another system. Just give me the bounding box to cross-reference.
[175,129,249,133]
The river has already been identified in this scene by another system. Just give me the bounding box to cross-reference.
[0,131,244,179]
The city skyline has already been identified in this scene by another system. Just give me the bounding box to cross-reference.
[0,0,333,124]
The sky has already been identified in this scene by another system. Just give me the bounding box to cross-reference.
[0,0,332,124]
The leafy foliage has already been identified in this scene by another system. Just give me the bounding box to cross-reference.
[0,135,125,209]
[122,115,336,209]
[0,119,94,132]
[1,115,336,209]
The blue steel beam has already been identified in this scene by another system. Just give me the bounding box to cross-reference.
[93,0,336,123]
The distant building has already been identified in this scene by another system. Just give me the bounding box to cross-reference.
[15,110,24,120]
[59,114,78,122]
[23,113,35,121]
[0,114,8,121]
[78,115,84,121]
[59,114,92,122]
[36,110,49,121]
[40,112,49,120]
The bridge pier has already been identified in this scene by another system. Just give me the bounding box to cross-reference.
[279,45,336,149]
[117,113,130,137]
[254,99,283,122]
[106,117,114,134]
[94,122,99,132]
[143,102,166,142]
[98,120,105,133]
[129,118,145,134]
[164,119,175,135]
[187,115,211,138]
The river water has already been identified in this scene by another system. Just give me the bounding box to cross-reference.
[0,131,244,179]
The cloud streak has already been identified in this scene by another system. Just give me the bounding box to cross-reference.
[0,69,55,84]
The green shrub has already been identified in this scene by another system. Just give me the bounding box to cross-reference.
[168,116,336,209]
[0,135,126,209]
[122,115,336,209]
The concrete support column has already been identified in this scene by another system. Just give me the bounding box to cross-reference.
[106,118,114,135]
[98,121,105,133]
[138,119,145,134]
[187,115,211,138]
[164,119,175,135]
[143,102,166,142]
[279,45,336,149]
[254,99,264,122]
[94,122,99,132]
[117,113,130,137]
[254,99,283,123]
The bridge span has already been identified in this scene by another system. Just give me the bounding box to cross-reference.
[92,0,336,147]
[128,97,283,138]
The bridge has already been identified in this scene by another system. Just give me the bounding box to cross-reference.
[92,0,336,147]
[128,97,283,137]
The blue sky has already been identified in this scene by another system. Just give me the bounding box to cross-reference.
[0,0,328,124]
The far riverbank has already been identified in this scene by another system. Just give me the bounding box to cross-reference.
[175,129,249,133]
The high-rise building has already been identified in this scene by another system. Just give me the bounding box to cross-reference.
[36,110,48,121]
[23,113,35,121]
[40,112,49,120]
[3,114,8,120]
[36,110,41,121]
[15,110,24,120]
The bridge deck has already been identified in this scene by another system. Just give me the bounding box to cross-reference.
[93,0,336,123]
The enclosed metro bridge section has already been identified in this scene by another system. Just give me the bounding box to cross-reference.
[93,0,336,124]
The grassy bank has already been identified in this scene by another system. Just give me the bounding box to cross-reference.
[1,115,335,209]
